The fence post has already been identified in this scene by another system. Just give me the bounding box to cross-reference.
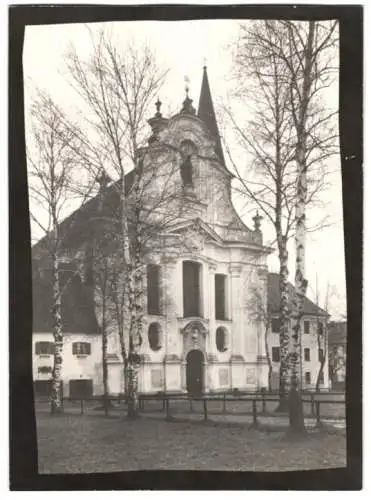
[80,399,84,415]
[251,399,258,427]
[189,397,193,412]
[262,395,266,413]
[223,392,226,413]
[165,397,171,420]
[104,398,108,418]
[316,401,321,427]
[203,398,208,421]
[311,394,315,416]
[162,394,165,411]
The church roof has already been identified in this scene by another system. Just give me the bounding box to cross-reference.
[267,273,328,317]
[32,260,99,334]
[197,66,226,166]
[328,321,347,345]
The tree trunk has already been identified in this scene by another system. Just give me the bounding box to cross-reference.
[126,167,145,419]
[51,254,63,414]
[315,321,327,391]
[264,317,273,392]
[288,20,315,433]
[276,240,291,411]
[288,150,307,431]
[101,288,109,409]
[126,246,144,419]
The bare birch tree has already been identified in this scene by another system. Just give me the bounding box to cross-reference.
[274,20,338,431]
[27,89,90,413]
[225,20,338,416]
[63,28,188,418]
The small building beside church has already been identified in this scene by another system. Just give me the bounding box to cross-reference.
[267,273,330,391]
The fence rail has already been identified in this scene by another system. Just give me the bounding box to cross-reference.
[36,390,345,427]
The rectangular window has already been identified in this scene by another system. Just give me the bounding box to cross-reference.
[318,322,324,335]
[272,347,280,362]
[318,348,324,362]
[215,274,227,320]
[304,321,310,334]
[35,341,54,355]
[147,264,161,315]
[318,371,324,384]
[271,318,280,333]
[304,348,310,361]
[183,261,201,317]
[305,372,311,385]
[72,342,91,356]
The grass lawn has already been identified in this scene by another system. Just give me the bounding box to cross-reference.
[36,411,346,474]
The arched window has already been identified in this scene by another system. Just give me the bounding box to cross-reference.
[148,323,162,351]
[216,327,228,353]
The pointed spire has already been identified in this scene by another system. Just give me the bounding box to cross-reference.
[197,65,225,166]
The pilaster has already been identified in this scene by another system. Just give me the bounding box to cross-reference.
[229,264,243,356]
[208,263,217,356]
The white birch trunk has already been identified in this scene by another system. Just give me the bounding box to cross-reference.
[50,226,63,414]
[278,239,291,405]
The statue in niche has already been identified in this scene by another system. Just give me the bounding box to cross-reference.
[180,154,193,188]
[180,140,197,189]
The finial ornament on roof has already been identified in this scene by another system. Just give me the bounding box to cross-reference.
[253,210,263,231]
[180,75,195,115]
[184,75,190,97]
[155,97,162,117]
[97,170,111,191]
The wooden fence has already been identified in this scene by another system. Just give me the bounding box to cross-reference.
[38,390,345,427]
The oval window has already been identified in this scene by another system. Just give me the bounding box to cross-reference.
[148,323,162,351]
[216,327,228,353]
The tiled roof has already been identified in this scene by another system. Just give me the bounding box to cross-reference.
[267,273,328,317]
[32,260,99,334]
[32,171,135,259]
[328,321,347,345]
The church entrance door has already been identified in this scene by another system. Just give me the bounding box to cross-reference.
[186,350,204,396]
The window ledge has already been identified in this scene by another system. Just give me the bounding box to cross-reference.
[179,316,208,321]
[75,354,90,358]
[38,354,52,358]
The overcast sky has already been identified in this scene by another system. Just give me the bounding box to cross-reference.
[23,20,346,319]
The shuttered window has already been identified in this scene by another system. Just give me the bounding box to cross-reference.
[35,341,54,355]
[72,342,91,356]
[271,318,280,333]
[272,347,280,362]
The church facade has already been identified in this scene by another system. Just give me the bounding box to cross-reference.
[32,67,274,398]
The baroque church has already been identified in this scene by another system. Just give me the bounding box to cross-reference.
[32,67,275,398]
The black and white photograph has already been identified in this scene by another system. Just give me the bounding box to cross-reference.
[9,3,363,491]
